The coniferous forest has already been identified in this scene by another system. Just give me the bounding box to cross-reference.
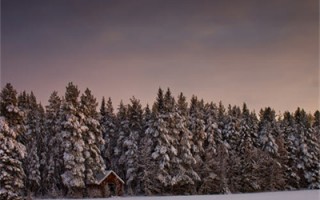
[0,82,319,199]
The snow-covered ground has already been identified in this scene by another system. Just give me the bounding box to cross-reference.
[38,190,319,200]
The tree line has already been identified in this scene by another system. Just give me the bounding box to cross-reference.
[0,82,319,199]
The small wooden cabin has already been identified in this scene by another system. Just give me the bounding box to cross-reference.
[87,170,124,198]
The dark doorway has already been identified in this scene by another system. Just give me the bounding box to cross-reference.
[108,183,116,196]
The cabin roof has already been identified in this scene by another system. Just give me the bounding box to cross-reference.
[94,170,124,185]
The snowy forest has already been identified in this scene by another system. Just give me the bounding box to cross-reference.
[0,82,319,199]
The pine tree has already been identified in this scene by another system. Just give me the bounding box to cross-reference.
[226,104,247,192]
[152,88,165,114]
[256,148,285,192]
[80,88,106,185]
[280,111,300,189]
[215,143,230,194]
[174,93,200,194]
[217,101,226,144]
[143,88,175,194]
[0,84,22,127]
[36,103,46,195]
[177,92,188,117]
[294,108,320,188]
[189,95,206,173]
[310,110,320,188]
[100,97,117,169]
[143,104,152,127]
[224,105,241,148]
[144,89,201,195]
[59,83,86,196]
[313,111,320,139]
[125,97,143,195]
[236,104,260,192]
[24,92,41,195]
[224,105,241,193]
[214,101,231,193]
[0,83,25,144]
[0,116,26,200]
[199,102,219,194]
[238,103,258,154]
[114,101,129,180]
[140,104,157,195]
[17,91,29,113]
[257,108,286,191]
[42,91,62,196]
[257,107,280,155]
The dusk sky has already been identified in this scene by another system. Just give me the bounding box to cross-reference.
[1,0,319,113]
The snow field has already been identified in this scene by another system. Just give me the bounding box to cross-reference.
[38,190,320,200]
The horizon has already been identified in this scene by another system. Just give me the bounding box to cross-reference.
[1,0,319,113]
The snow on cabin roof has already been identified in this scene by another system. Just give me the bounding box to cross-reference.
[94,170,124,185]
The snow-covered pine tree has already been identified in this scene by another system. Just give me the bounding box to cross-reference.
[0,117,26,200]
[163,88,175,113]
[235,103,260,192]
[36,103,47,195]
[42,91,62,196]
[151,87,165,114]
[280,111,300,189]
[188,95,206,175]
[136,104,152,195]
[100,97,117,169]
[217,101,226,144]
[206,101,230,193]
[215,143,230,194]
[238,103,257,154]
[224,105,241,193]
[142,88,175,194]
[199,102,219,194]
[143,89,201,195]
[294,108,320,189]
[313,111,320,145]
[177,92,188,117]
[174,92,200,194]
[0,83,25,144]
[293,108,310,188]
[99,97,108,165]
[257,107,280,156]
[125,97,143,195]
[17,91,29,114]
[80,88,106,186]
[249,111,259,147]
[255,148,285,192]
[257,107,286,191]
[163,88,182,193]
[143,104,152,130]
[274,129,288,191]
[309,110,320,189]
[114,101,130,180]
[24,92,41,195]
[59,83,86,197]
[203,101,220,145]
[140,104,157,195]
[224,105,241,149]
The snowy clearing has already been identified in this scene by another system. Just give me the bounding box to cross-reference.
[38,190,319,200]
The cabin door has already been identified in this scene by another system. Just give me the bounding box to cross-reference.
[108,183,116,196]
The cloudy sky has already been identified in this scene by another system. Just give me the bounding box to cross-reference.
[1,0,319,113]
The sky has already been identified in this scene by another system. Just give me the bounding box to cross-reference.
[1,0,319,113]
